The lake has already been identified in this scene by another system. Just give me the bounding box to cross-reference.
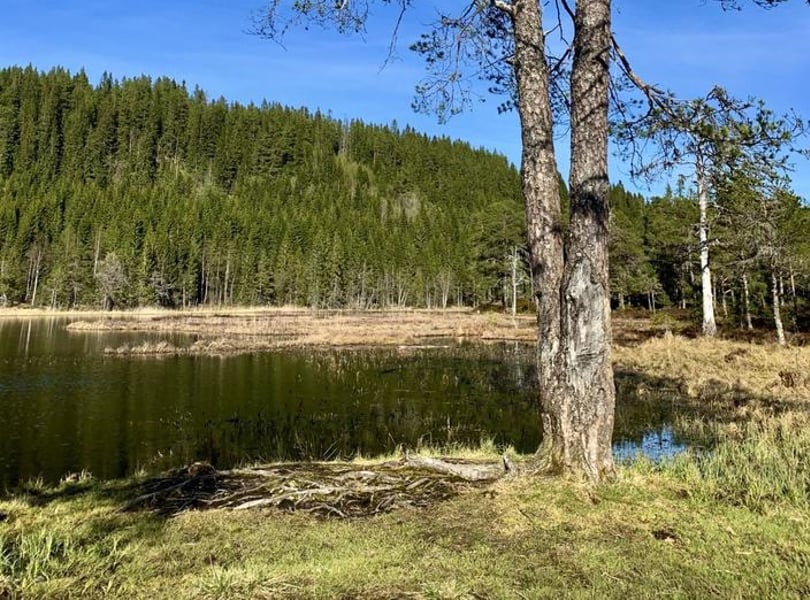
[0,317,688,487]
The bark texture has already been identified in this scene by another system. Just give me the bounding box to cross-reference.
[555,0,615,479]
[510,0,565,435]
[510,0,615,481]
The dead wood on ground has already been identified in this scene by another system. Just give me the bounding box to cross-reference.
[120,456,514,518]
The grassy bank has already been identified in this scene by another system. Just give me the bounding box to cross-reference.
[3,413,810,596]
[3,314,810,598]
[2,424,810,599]
[64,308,537,354]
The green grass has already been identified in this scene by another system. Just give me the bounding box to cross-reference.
[668,412,810,512]
[3,415,810,600]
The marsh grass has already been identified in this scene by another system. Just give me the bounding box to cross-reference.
[666,412,810,512]
[614,333,810,404]
[67,309,537,355]
[618,333,810,513]
[73,307,684,356]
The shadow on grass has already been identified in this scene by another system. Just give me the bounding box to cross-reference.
[615,366,810,457]
[3,464,218,518]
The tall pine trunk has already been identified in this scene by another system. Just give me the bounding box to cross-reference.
[512,0,565,452]
[557,0,615,479]
[512,0,615,481]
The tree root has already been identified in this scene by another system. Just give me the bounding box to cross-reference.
[120,455,513,518]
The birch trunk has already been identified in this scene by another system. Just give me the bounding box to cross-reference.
[772,270,786,346]
[93,233,101,277]
[742,272,753,330]
[510,246,519,316]
[696,156,717,337]
[30,255,40,306]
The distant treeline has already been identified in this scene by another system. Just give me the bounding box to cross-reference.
[0,65,528,309]
[0,65,808,329]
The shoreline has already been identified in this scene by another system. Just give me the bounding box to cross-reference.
[3,311,809,598]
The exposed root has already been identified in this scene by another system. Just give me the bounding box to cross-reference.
[120,456,513,518]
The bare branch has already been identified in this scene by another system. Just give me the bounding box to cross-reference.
[558,0,576,22]
[610,34,667,113]
[381,1,410,68]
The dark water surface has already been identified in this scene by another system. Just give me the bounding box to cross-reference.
[0,318,688,487]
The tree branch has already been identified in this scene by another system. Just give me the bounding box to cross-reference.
[610,34,668,113]
[492,0,514,17]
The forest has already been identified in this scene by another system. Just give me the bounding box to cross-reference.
[0,65,808,332]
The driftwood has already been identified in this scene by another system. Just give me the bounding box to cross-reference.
[393,454,515,481]
[120,455,513,518]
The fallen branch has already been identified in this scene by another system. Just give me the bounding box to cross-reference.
[394,454,514,481]
[120,455,513,518]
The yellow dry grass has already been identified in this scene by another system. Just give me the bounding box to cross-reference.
[614,333,810,403]
[65,308,537,353]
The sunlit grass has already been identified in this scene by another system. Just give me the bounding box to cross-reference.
[614,332,810,404]
[349,437,515,464]
[3,450,809,598]
[63,308,537,355]
[3,406,810,599]
[666,412,810,512]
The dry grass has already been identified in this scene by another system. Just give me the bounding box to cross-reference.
[614,333,810,404]
[6,305,684,354]
[66,308,536,354]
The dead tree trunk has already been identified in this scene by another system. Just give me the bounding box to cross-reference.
[696,155,717,337]
[742,271,754,330]
[772,269,786,346]
[510,247,520,316]
[30,249,41,307]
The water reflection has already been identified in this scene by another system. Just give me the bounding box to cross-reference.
[613,426,689,462]
[0,318,689,487]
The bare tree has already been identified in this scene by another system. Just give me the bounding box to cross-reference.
[716,169,804,345]
[612,74,806,337]
[96,252,128,311]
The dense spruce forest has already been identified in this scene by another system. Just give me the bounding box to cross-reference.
[0,65,808,330]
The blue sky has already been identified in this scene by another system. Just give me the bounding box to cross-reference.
[1,0,808,199]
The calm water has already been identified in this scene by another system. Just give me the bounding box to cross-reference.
[0,318,687,487]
